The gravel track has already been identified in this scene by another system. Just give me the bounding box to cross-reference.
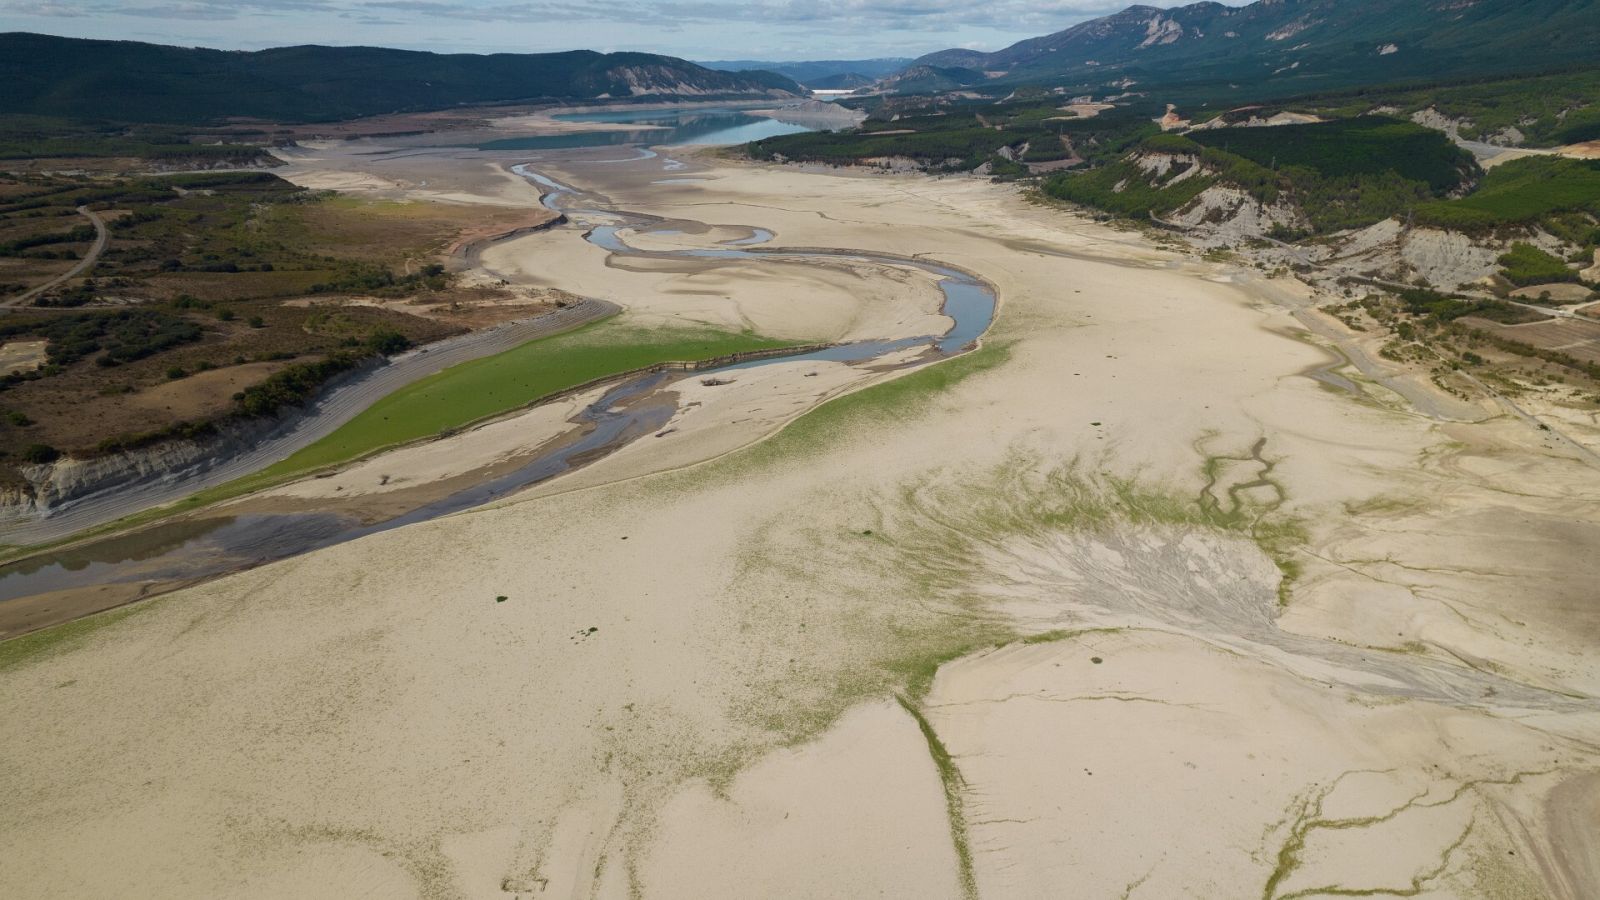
[4,206,108,309]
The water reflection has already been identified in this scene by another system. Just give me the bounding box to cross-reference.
[480,107,817,151]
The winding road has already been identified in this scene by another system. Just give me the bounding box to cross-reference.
[0,298,619,546]
[4,206,109,309]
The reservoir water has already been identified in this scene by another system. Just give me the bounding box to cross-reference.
[479,107,816,151]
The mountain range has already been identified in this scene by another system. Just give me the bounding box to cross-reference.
[908,0,1600,97]
[0,33,802,125]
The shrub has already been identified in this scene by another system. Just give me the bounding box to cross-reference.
[234,354,364,418]
[0,309,202,370]
[1498,242,1579,285]
[365,329,411,356]
[21,443,60,464]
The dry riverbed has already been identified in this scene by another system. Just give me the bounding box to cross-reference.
[2,138,1598,900]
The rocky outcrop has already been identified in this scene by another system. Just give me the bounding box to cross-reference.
[1410,107,1468,141]
[0,416,282,523]
[1322,223,1578,290]
[756,100,867,129]
[1580,249,1600,284]
[1132,151,1202,184]
[1169,185,1306,243]
[1189,111,1325,131]
[1397,228,1503,288]
[1321,221,1500,289]
[1485,126,1526,147]
[0,354,384,527]
[599,65,797,99]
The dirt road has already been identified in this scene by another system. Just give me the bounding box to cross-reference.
[4,206,108,309]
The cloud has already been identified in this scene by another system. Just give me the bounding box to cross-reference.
[39,0,342,19]
[360,0,1148,31]
[1,0,1251,58]
[112,3,242,19]
[1,1,93,15]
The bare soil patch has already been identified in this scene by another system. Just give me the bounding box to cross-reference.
[124,360,302,420]
[1511,283,1597,304]
[1464,315,1600,365]
[0,340,48,374]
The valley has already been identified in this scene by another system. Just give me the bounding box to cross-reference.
[2,3,1600,899]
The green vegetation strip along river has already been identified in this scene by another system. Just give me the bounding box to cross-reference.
[252,322,794,480]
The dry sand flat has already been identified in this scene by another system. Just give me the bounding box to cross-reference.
[2,144,1599,899]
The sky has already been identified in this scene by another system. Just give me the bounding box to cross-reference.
[0,0,1248,61]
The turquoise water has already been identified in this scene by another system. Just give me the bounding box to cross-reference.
[479,107,815,151]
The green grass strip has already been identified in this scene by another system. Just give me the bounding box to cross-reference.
[0,604,141,673]
[897,694,978,900]
[251,321,794,482]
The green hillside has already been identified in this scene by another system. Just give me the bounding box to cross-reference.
[1187,117,1474,192]
[1301,69,1600,148]
[748,97,1158,173]
[1415,157,1600,233]
[909,0,1600,102]
[1042,118,1477,234]
[0,33,801,125]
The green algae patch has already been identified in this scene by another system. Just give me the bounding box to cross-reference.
[0,604,142,674]
[898,694,979,900]
[725,339,1014,476]
[255,322,793,480]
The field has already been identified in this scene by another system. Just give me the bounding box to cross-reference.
[249,323,796,480]
[0,170,550,475]
[1462,316,1600,368]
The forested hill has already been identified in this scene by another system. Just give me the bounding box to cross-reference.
[0,33,802,125]
[908,0,1600,97]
